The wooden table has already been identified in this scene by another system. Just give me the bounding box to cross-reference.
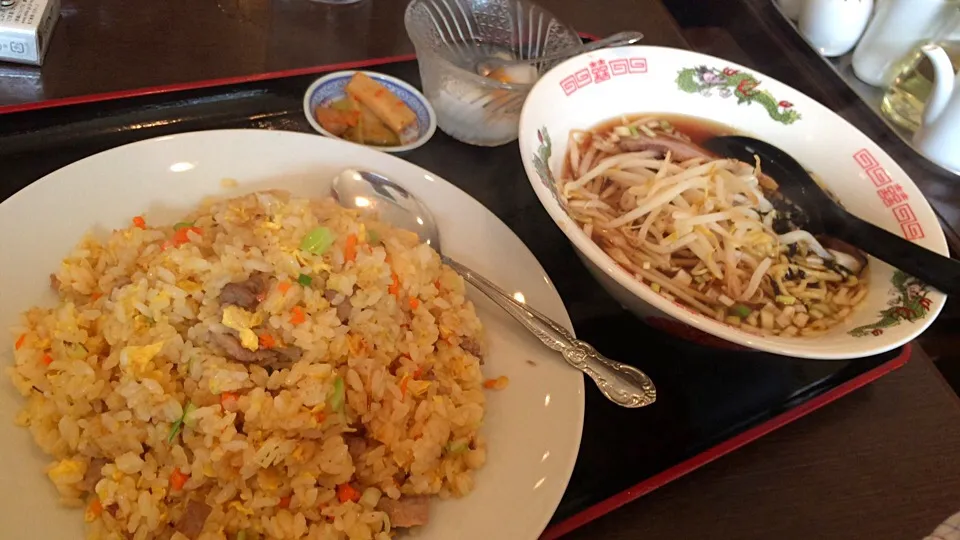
[2,1,960,538]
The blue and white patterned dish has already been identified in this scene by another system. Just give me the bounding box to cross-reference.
[303,70,437,154]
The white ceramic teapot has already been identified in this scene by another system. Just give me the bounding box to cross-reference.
[914,43,960,172]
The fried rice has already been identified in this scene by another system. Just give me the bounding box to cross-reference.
[7,191,490,540]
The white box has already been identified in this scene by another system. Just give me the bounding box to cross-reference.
[0,0,60,66]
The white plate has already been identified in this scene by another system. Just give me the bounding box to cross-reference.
[519,45,948,360]
[0,130,584,539]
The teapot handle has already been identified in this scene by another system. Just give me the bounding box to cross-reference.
[920,43,957,126]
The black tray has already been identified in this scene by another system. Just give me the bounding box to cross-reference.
[0,54,909,538]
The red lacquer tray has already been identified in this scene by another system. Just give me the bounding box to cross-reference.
[0,45,910,538]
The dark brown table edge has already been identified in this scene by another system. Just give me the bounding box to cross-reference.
[0,53,416,115]
[0,31,600,115]
[0,41,914,539]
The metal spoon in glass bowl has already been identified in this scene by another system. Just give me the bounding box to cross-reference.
[332,169,657,408]
[474,31,646,79]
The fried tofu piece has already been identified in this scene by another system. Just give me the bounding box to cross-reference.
[345,72,416,134]
[357,102,400,146]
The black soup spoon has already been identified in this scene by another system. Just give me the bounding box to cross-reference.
[702,135,960,295]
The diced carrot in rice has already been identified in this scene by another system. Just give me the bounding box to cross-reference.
[483,376,509,390]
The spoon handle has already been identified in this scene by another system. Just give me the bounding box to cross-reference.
[526,31,645,66]
[442,256,657,408]
[833,213,960,294]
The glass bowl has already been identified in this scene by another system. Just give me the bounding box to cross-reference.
[404,0,581,146]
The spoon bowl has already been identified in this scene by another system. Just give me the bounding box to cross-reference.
[331,169,440,250]
[333,168,657,408]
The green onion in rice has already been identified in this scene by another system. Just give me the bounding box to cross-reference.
[300,226,335,254]
[329,376,345,412]
[446,440,469,455]
[166,401,197,443]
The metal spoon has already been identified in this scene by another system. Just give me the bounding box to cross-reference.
[702,135,960,294]
[474,31,645,78]
[332,169,657,408]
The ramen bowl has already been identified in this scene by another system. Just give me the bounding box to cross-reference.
[518,45,947,360]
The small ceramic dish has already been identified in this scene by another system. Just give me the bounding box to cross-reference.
[303,70,437,153]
